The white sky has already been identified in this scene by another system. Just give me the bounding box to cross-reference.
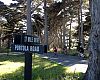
[0,0,62,5]
[0,0,13,5]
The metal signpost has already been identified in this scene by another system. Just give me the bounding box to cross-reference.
[11,34,44,80]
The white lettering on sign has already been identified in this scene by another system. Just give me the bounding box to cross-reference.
[28,37,34,42]
[14,45,40,52]
[30,46,39,52]
[24,36,34,43]
[34,38,39,43]
[15,45,29,51]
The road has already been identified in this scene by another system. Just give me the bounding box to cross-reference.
[39,52,88,73]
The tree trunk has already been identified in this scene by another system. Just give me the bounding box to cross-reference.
[69,18,72,50]
[78,0,81,43]
[0,34,1,49]
[62,0,66,49]
[0,26,1,49]
[84,0,100,80]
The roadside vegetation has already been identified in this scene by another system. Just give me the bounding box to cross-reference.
[0,53,84,80]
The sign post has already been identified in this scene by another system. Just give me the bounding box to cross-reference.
[11,35,44,80]
[25,0,32,80]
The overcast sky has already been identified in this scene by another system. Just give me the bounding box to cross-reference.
[0,0,13,5]
[0,0,62,5]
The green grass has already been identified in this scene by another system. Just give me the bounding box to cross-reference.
[0,53,84,80]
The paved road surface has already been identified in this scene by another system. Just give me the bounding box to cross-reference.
[39,52,88,73]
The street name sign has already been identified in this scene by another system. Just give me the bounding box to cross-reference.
[11,44,43,54]
[11,34,43,54]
